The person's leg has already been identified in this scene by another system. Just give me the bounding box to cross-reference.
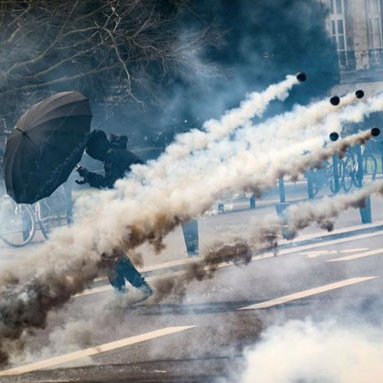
[107,259,127,293]
[118,256,153,297]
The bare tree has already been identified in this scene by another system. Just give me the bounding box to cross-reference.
[0,0,218,122]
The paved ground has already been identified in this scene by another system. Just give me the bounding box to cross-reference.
[1,185,383,382]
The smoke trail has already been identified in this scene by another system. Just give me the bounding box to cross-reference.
[125,91,376,214]
[239,320,383,383]
[132,90,357,184]
[132,75,299,181]
[153,180,383,302]
[235,91,378,165]
[253,129,374,192]
[285,181,383,234]
[0,87,381,366]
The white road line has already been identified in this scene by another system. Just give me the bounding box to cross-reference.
[247,231,383,265]
[327,249,383,262]
[0,326,195,377]
[301,250,338,259]
[277,220,383,246]
[238,276,377,310]
[301,250,330,255]
[340,248,369,254]
[76,285,111,297]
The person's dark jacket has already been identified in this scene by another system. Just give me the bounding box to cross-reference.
[86,148,143,189]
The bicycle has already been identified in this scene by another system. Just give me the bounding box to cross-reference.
[0,196,35,247]
[342,147,378,190]
[307,146,379,198]
[306,156,346,198]
[0,185,70,247]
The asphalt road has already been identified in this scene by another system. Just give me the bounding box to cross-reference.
[1,219,383,383]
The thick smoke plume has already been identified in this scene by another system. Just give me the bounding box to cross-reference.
[239,320,383,383]
[0,82,382,367]
[153,180,383,302]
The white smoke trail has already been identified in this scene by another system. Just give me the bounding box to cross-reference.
[132,75,300,181]
[132,89,357,184]
[285,181,383,233]
[239,320,383,383]
[236,92,380,164]
[126,90,376,210]
[247,179,383,249]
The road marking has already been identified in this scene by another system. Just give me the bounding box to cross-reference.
[340,248,369,254]
[277,231,382,256]
[238,276,377,310]
[245,231,383,265]
[327,248,383,262]
[277,221,383,246]
[76,285,111,297]
[0,326,195,377]
[301,250,338,259]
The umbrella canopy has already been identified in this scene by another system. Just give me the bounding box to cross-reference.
[3,91,92,203]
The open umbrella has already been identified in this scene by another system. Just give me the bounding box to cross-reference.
[3,91,92,204]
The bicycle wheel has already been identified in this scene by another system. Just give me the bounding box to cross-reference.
[329,158,344,194]
[38,185,69,230]
[342,154,355,192]
[306,169,322,198]
[0,196,36,247]
[363,154,378,180]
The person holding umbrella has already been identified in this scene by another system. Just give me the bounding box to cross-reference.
[2,91,151,301]
[76,130,153,300]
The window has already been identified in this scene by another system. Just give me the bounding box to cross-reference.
[331,0,344,15]
[329,0,349,67]
[366,0,383,49]
[336,0,343,13]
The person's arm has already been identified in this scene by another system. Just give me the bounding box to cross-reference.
[76,166,111,189]
[86,172,112,189]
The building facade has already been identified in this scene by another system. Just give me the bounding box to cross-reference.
[322,0,383,95]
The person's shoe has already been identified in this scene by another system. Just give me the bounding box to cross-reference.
[115,285,128,295]
[138,283,153,301]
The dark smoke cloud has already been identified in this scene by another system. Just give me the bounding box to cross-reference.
[88,0,338,160]
[0,256,100,365]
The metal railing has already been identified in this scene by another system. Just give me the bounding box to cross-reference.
[338,49,383,71]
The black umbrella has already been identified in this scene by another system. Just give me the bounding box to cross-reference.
[3,91,92,204]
